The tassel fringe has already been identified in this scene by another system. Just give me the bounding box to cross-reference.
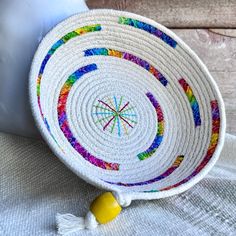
[56,212,98,235]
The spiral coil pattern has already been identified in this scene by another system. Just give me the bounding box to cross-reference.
[30,10,225,198]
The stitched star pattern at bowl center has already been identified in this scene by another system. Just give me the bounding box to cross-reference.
[92,96,137,137]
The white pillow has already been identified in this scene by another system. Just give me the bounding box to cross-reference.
[0,0,88,137]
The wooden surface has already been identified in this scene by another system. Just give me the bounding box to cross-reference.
[87,1,236,134]
[87,0,236,28]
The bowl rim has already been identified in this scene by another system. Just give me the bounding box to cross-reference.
[29,9,226,200]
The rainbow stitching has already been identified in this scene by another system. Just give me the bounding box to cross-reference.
[179,78,201,127]
[84,48,168,86]
[36,24,101,140]
[105,155,184,186]
[146,100,220,192]
[57,64,119,170]
[137,92,164,160]
[118,17,177,48]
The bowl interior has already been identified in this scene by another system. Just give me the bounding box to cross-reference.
[30,10,225,197]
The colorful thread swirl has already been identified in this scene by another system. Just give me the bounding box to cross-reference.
[105,155,184,186]
[57,64,120,170]
[118,17,177,48]
[84,48,168,86]
[137,92,164,160]
[35,19,220,184]
[148,100,220,192]
[179,78,201,127]
[36,24,101,136]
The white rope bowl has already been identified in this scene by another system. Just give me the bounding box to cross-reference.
[29,9,226,200]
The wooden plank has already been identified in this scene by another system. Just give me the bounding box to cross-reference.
[86,0,236,28]
[209,29,236,38]
[172,29,236,72]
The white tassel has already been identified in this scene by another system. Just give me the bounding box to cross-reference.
[56,192,130,235]
[56,211,98,235]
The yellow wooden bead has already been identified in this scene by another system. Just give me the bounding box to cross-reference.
[90,192,122,224]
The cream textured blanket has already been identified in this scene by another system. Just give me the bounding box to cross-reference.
[1,132,236,235]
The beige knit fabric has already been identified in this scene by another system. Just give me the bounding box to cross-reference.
[0,132,235,235]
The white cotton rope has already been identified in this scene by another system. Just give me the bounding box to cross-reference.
[56,212,98,235]
[29,9,226,233]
